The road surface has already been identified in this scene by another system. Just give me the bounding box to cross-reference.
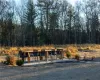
[0,61,100,80]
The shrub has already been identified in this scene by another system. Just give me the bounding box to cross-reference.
[4,55,16,66]
[10,56,16,66]
[4,56,10,65]
[75,54,80,61]
[16,60,24,66]
[66,51,71,58]
[3,61,10,65]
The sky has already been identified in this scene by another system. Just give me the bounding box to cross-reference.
[15,0,78,6]
[67,0,78,6]
[13,0,79,24]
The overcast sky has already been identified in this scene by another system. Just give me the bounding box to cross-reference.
[15,0,78,6]
[68,0,78,6]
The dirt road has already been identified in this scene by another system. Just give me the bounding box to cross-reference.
[0,60,100,80]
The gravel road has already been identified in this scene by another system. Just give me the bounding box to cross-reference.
[0,60,100,80]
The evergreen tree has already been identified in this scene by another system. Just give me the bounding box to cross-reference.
[24,0,36,46]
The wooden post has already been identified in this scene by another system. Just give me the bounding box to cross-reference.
[45,51,49,61]
[28,52,30,63]
[61,50,64,60]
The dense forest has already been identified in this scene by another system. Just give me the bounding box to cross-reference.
[0,0,100,46]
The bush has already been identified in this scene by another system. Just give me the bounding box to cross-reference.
[66,51,71,58]
[75,54,80,61]
[4,55,16,66]
[3,61,10,65]
[16,60,24,66]
[4,56,10,65]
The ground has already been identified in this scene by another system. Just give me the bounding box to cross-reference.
[0,59,100,80]
[1,45,100,80]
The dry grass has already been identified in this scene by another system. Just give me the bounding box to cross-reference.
[0,45,55,55]
[0,44,100,64]
[0,44,100,58]
[1,44,100,65]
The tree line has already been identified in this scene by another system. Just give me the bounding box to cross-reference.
[0,0,100,46]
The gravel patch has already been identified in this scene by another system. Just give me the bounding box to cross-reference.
[0,61,100,80]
